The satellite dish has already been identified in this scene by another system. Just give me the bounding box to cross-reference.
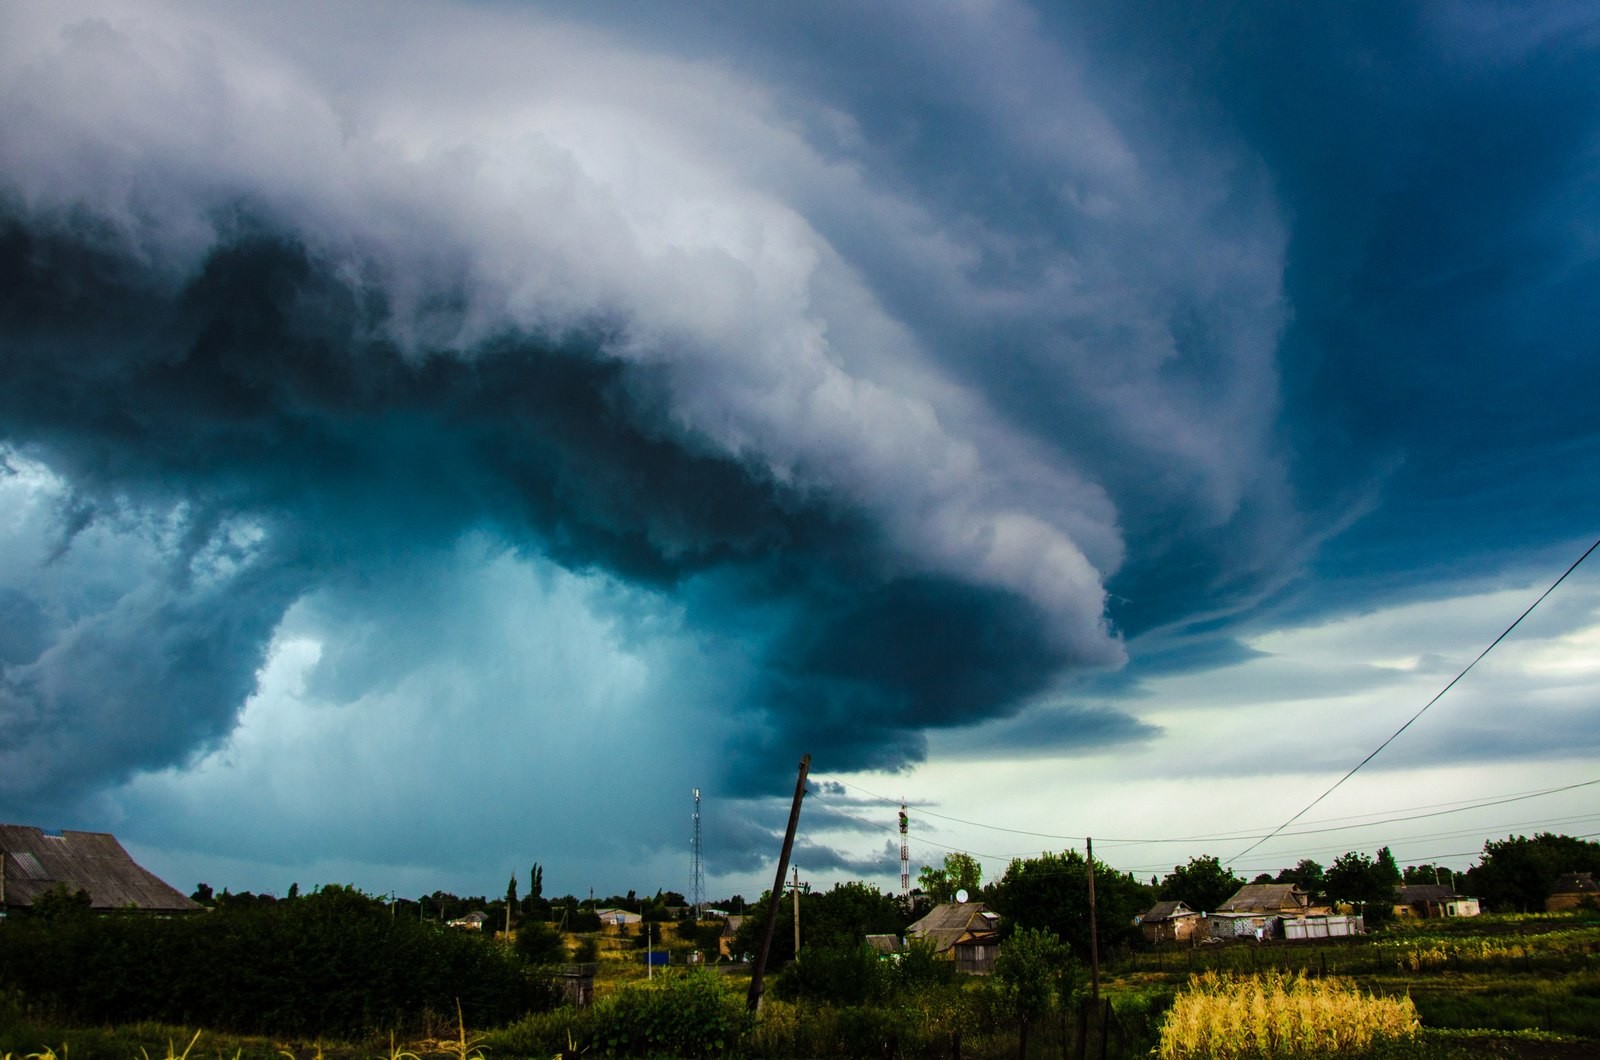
[954,888,969,904]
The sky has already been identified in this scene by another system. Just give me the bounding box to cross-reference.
[2,0,1599,906]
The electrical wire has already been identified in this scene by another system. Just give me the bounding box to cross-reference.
[1225,533,1600,867]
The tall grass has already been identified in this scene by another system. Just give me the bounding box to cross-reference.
[1155,971,1418,1059]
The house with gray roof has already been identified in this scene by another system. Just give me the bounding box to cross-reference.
[0,824,199,914]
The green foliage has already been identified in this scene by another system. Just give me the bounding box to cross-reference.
[771,942,886,1005]
[917,852,982,904]
[1275,859,1326,899]
[1159,856,1243,914]
[731,880,908,965]
[572,935,600,963]
[514,919,568,965]
[992,927,1078,1025]
[589,970,750,1057]
[0,884,560,1038]
[693,921,725,953]
[27,883,93,922]
[891,937,959,992]
[1465,832,1600,912]
[1326,848,1403,920]
[989,849,1152,956]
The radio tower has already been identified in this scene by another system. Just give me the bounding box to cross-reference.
[691,788,706,916]
[898,801,910,897]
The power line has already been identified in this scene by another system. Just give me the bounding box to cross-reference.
[813,772,1600,849]
[1224,534,1600,868]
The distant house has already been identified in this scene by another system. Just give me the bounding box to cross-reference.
[448,911,489,930]
[1139,900,1202,944]
[864,933,902,956]
[1206,884,1331,942]
[719,915,746,958]
[0,824,199,915]
[906,901,1001,974]
[1546,872,1599,912]
[595,907,642,928]
[1393,884,1480,919]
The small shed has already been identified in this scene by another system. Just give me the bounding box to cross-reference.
[1546,872,1599,912]
[719,915,746,958]
[0,824,199,914]
[1139,900,1201,944]
[1281,914,1363,940]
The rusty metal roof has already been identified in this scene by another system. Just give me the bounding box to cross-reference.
[0,824,200,912]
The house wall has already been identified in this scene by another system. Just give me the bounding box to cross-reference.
[1142,915,1200,944]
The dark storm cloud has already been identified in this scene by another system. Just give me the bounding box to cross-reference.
[6,0,1599,895]
[0,206,1140,805]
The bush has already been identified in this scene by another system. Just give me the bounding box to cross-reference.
[588,970,751,1057]
[515,920,568,965]
[772,943,888,1005]
[0,885,562,1038]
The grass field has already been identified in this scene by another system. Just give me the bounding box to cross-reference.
[3,912,1597,1058]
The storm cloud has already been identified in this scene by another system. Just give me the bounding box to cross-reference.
[3,0,1598,894]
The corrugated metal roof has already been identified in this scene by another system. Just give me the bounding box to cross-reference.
[906,901,998,953]
[1216,883,1308,914]
[0,824,200,913]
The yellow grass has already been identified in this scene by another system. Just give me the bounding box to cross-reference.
[1156,970,1419,1059]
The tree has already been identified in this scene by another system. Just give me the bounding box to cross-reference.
[191,882,216,907]
[988,850,1152,957]
[918,852,983,903]
[1275,859,1326,899]
[992,928,1078,1059]
[1464,833,1600,912]
[1324,849,1401,924]
[515,918,568,965]
[1159,855,1243,914]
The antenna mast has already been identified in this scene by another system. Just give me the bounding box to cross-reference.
[691,788,706,916]
[899,801,910,897]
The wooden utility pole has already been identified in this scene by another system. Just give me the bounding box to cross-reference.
[747,753,811,1013]
[792,866,802,957]
[1086,836,1100,1002]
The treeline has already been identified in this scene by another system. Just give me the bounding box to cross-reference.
[0,885,560,1038]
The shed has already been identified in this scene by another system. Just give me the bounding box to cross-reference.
[0,824,199,914]
[1281,914,1363,939]
[595,907,642,927]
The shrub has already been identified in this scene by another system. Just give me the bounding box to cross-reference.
[589,970,750,1057]
[0,885,562,1038]
[515,920,567,966]
[1155,970,1419,1059]
[771,943,888,1005]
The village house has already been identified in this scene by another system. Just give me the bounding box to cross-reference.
[1546,872,1599,912]
[1393,883,1480,919]
[906,900,1001,974]
[1209,883,1335,941]
[0,824,199,915]
[1138,900,1202,944]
